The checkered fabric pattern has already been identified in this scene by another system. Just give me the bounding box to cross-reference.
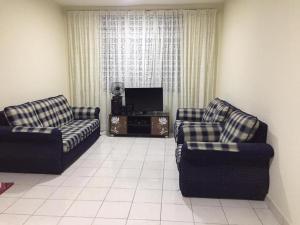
[211,102,231,122]
[202,98,222,122]
[12,126,56,134]
[50,95,74,126]
[178,124,223,144]
[220,110,260,143]
[4,103,42,127]
[176,108,205,122]
[186,141,239,152]
[175,144,183,165]
[31,99,60,127]
[59,119,100,152]
[72,107,99,120]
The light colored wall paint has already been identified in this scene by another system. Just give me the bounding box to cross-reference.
[217,0,300,224]
[0,0,68,109]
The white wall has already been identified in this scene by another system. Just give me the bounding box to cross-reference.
[0,0,68,109]
[217,0,300,224]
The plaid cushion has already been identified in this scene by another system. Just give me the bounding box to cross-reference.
[50,95,74,126]
[178,123,223,144]
[31,98,60,127]
[219,110,260,143]
[211,102,230,122]
[4,103,42,127]
[186,142,239,152]
[202,98,222,122]
[72,107,98,120]
[176,108,205,122]
[59,119,100,152]
[12,126,56,134]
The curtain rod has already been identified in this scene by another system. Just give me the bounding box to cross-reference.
[65,8,219,12]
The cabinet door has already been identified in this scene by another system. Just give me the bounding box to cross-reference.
[151,116,169,136]
[110,116,127,135]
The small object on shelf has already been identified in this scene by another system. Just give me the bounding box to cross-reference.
[111,82,124,115]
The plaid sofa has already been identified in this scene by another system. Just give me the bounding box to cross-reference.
[175,98,274,200]
[0,95,100,174]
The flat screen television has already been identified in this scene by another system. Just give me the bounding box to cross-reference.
[125,88,163,113]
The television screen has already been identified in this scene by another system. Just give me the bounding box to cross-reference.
[125,88,163,113]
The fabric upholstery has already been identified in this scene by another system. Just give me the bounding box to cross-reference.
[211,102,231,122]
[175,144,183,165]
[186,142,238,152]
[176,108,205,122]
[31,98,60,127]
[12,126,57,134]
[72,107,99,120]
[202,98,221,122]
[50,95,74,126]
[177,123,223,144]
[4,103,42,127]
[220,110,260,143]
[59,119,100,152]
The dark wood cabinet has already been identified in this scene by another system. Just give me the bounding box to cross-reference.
[109,113,169,137]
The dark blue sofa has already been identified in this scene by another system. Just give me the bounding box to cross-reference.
[174,98,274,200]
[0,95,100,174]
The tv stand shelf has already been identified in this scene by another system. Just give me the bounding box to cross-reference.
[109,113,169,137]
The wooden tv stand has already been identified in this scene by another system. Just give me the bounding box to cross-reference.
[109,113,169,137]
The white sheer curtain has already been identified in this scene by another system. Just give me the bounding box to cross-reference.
[67,9,217,131]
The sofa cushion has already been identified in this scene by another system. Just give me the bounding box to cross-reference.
[50,95,74,126]
[211,102,230,122]
[31,98,60,127]
[4,103,42,127]
[202,98,222,122]
[59,119,100,152]
[219,110,260,143]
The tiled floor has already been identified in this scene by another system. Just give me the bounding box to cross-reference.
[0,135,280,225]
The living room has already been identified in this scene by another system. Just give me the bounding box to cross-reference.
[0,0,299,225]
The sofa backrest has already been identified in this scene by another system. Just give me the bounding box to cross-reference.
[221,99,268,143]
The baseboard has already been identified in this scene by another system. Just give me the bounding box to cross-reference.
[266,196,291,225]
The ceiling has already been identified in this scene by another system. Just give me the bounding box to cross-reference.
[55,0,224,7]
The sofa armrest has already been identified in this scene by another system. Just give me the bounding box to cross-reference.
[176,108,205,122]
[180,142,274,166]
[177,123,223,144]
[72,107,100,120]
[0,126,63,174]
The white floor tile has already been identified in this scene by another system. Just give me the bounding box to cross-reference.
[38,175,67,186]
[250,200,269,209]
[77,187,109,201]
[112,178,138,189]
[94,168,119,177]
[163,179,179,191]
[191,198,221,207]
[101,160,123,169]
[192,206,227,224]
[220,199,251,208]
[5,198,44,214]
[223,206,262,225]
[92,218,126,225]
[35,199,73,216]
[164,169,179,179]
[255,208,280,225]
[133,189,162,203]
[65,200,102,217]
[126,219,160,225]
[0,214,29,225]
[162,190,191,205]
[105,188,135,202]
[49,187,82,200]
[58,217,93,225]
[97,201,131,218]
[0,197,17,213]
[22,186,56,199]
[140,169,164,179]
[161,204,194,222]
[117,168,141,178]
[0,184,31,198]
[137,179,163,190]
[121,160,143,169]
[161,221,194,225]
[62,177,90,187]
[24,216,60,225]
[87,177,114,188]
[129,203,161,220]
[72,167,97,177]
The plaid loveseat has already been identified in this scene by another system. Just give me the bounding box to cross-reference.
[174,99,274,200]
[0,95,100,174]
